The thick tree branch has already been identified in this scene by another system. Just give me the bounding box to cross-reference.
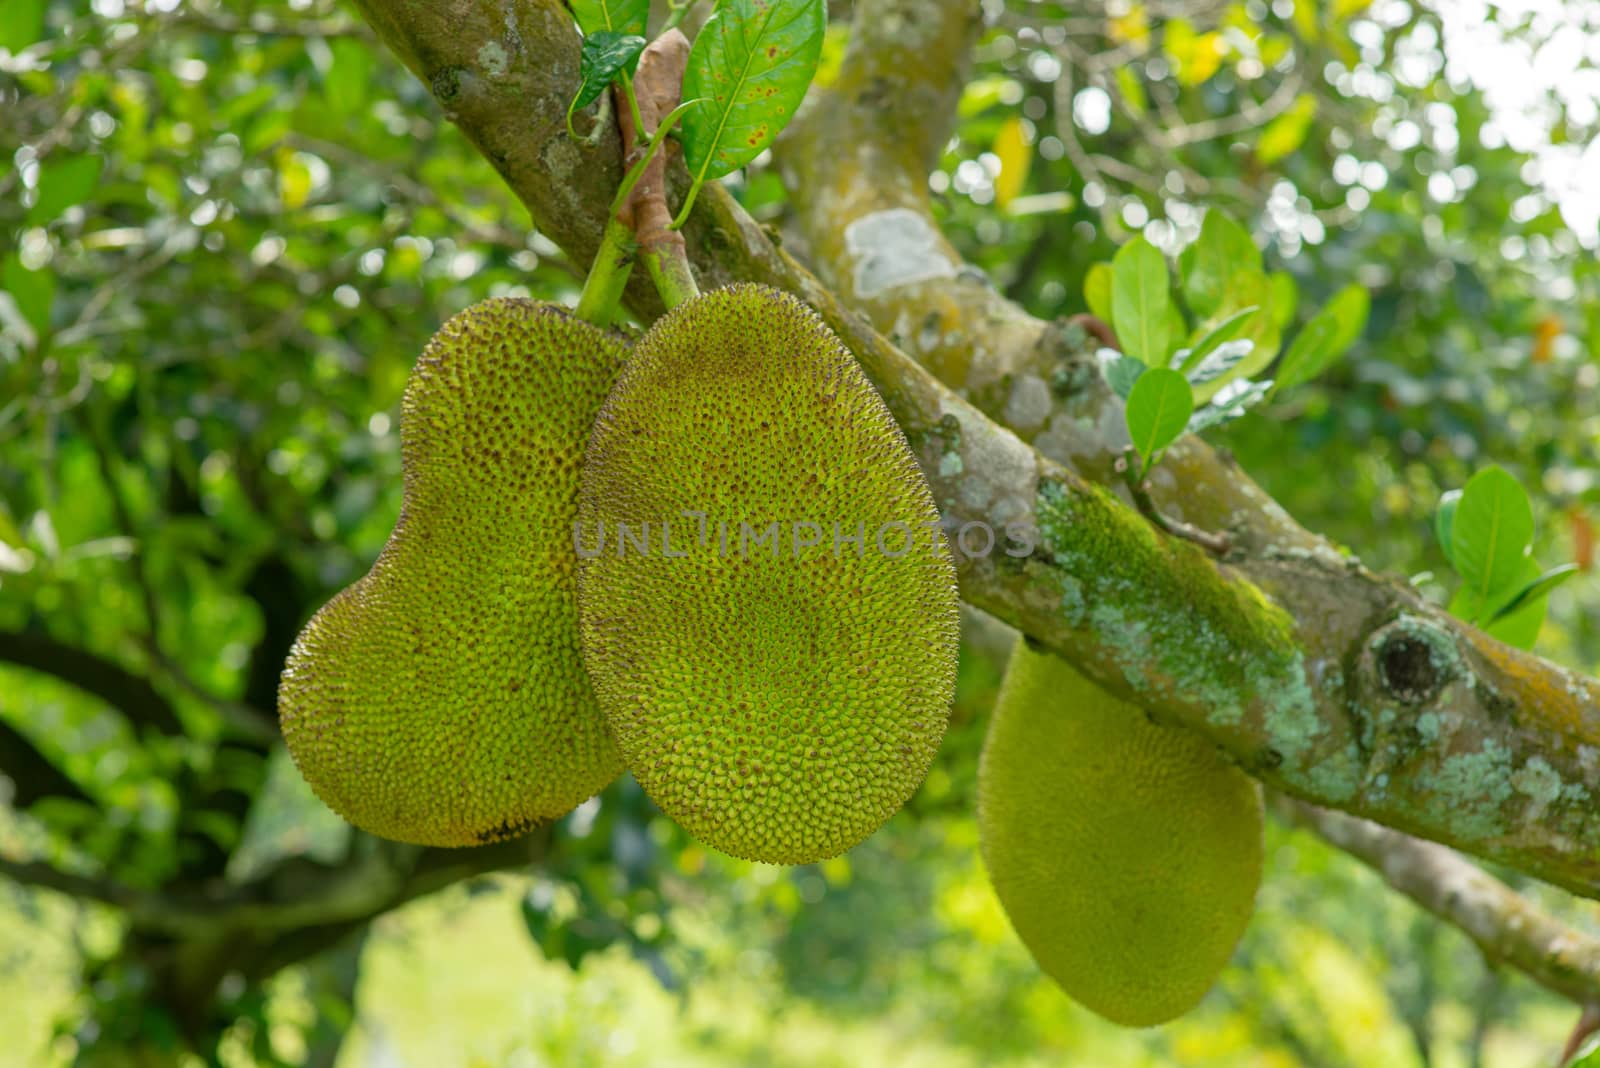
[0,720,89,807]
[1285,799,1600,1008]
[0,829,550,939]
[348,0,1600,901]
[0,630,182,735]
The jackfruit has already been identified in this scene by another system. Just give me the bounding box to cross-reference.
[576,283,959,864]
[978,642,1263,1026]
[279,299,628,846]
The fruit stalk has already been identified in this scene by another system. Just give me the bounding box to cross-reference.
[575,215,636,326]
[613,28,701,311]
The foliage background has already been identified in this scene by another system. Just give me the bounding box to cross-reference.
[2,0,1600,1064]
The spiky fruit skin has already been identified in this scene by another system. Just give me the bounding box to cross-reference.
[978,643,1263,1027]
[279,299,628,847]
[576,283,959,865]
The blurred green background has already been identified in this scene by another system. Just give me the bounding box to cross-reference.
[3,0,1600,1064]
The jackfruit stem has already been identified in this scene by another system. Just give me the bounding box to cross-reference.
[642,240,700,310]
[575,216,637,326]
[609,99,702,218]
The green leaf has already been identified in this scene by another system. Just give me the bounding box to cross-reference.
[1274,283,1368,393]
[1125,367,1193,468]
[2,255,53,336]
[1179,210,1259,320]
[1187,378,1271,434]
[681,0,826,184]
[1110,235,1170,365]
[1162,300,1187,366]
[1435,489,1461,568]
[569,0,648,36]
[28,156,102,224]
[323,37,373,116]
[1185,338,1252,386]
[1178,305,1258,375]
[0,0,45,52]
[1322,283,1370,356]
[1269,271,1298,329]
[957,76,1021,118]
[1450,466,1534,605]
[1488,563,1579,624]
[571,32,646,114]
[1198,271,1281,400]
[1256,93,1317,164]
[1114,66,1147,117]
[1451,557,1546,648]
[1104,354,1145,400]
[1084,262,1113,322]
[1272,315,1336,393]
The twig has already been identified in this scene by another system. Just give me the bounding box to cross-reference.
[164,11,373,39]
[1562,1004,1600,1066]
[1116,447,1233,555]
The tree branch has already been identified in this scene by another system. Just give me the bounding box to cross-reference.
[1284,799,1600,1008]
[0,720,89,807]
[0,828,550,940]
[347,0,1600,901]
[0,630,182,735]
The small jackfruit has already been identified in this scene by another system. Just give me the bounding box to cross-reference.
[978,643,1263,1027]
[279,299,628,847]
[576,283,959,865]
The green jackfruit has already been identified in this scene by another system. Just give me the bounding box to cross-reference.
[576,283,959,865]
[279,299,628,847]
[978,643,1263,1027]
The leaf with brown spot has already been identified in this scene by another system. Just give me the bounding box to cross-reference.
[681,0,825,184]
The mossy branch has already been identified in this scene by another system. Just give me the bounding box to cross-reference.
[348,0,1600,905]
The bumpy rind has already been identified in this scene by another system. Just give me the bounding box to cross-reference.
[978,643,1264,1027]
[577,283,960,864]
[278,299,629,847]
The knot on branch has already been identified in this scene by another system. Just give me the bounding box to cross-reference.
[1368,614,1461,706]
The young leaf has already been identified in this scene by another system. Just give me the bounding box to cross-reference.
[569,32,647,120]
[1185,338,1253,386]
[569,0,648,36]
[1186,378,1271,434]
[1111,235,1171,366]
[1256,93,1317,164]
[1178,303,1259,374]
[1179,210,1259,319]
[1450,465,1534,605]
[1125,367,1193,468]
[1322,283,1370,357]
[1084,262,1113,323]
[1162,296,1187,366]
[992,116,1031,209]
[1434,489,1461,568]
[1271,315,1336,394]
[1103,353,1145,400]
[1488,563,1580,624]
[1451,557,1545,648]
[1273,283,1369,392]
[681,0,826,186]
[1269,271,1298,330]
